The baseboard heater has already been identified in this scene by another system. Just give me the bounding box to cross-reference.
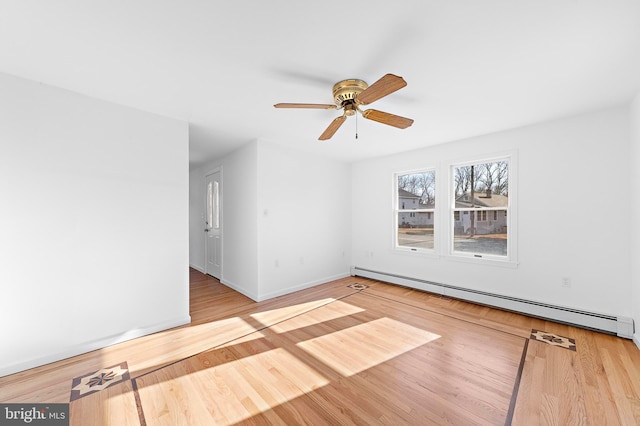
[351,266,634,339]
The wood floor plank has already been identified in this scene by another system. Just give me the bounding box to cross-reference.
[0,274,358,404]
[1,269,638,425]
[133,288,524,425]
[70,380,139,426]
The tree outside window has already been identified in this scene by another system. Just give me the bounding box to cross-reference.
[396,170,436,250]
[452,160,509,257]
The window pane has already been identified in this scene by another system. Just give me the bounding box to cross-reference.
[452,159,509,257]
[453,209,507,256]
[397,212,434,249]
[398,171,436,208]
[453,161,508,208]
[206,181,220,229]
[206,182,213,228]
[212,181,220,229]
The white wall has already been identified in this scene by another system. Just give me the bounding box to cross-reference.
[189,166,206,272]
[219,142,260,298]
[631,93,640,348]
[256,140,351,300]
[0,73,190,376]
[189,139,352,301]
[190,141,260,298]
[352,107,632,318]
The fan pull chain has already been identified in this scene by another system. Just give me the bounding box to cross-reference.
[355,111,358,140]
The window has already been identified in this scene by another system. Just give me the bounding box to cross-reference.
[451,158,510,258]
[207,180,220,229]
[395,170,436,251]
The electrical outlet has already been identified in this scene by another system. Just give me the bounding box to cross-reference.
[561,277,571,288]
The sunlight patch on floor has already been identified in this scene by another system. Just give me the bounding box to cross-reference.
[215,330,268,348]
[249,298,341,326]
[269,300,365,334]
[138,347,330,425]
[296,317,440,376]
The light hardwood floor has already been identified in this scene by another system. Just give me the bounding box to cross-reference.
[1,269,639,425]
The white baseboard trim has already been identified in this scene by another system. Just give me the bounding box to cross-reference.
[0,315,191,378]
[634,333,640,351]
[220,278,259,301]
[220,272,351,302]
[256,272,351,302]
[189,263,205,273]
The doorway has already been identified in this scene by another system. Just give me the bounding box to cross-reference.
[205,168,222,279]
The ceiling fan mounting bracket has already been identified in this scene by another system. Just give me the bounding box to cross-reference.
[332,79,368,106]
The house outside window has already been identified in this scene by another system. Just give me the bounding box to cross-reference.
[452,158,511,259]
[395,170,436,251]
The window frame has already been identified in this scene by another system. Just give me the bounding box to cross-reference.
[393,168,437,254]
[447,153,517,266]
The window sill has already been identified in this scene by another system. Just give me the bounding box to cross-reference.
[443,253,519,268]
[393,247,440,259]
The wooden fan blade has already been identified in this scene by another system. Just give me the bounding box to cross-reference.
[274,103,337,109]
[357,74,407,105]
[362,109,414,129]
[319,116,347,140]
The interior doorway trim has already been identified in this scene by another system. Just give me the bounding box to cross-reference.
[204,166,223,279]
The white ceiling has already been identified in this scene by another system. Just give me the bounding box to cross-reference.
[2,1,640,168]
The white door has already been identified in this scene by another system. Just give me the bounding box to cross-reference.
[205,170,222,279]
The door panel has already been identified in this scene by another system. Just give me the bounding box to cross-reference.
[205,170,222,279]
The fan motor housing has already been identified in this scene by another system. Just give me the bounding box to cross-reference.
[332,79,368,106]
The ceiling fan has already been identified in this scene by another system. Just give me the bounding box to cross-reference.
[274,73,414,140]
